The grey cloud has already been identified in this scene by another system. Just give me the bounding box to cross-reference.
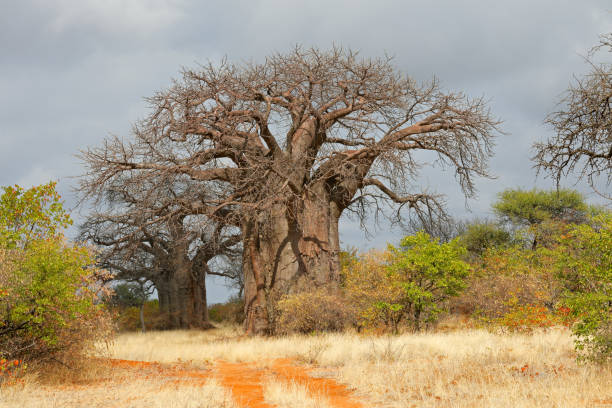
[1,0,610,301]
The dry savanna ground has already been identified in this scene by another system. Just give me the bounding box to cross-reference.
[1,323,611,408]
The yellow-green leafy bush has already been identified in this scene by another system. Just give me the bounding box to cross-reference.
[0,183,112,369]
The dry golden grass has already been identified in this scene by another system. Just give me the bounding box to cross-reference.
[263,380,331,408]
[0,375,237,408]
[105,325,612,408]
[1,324,611,407]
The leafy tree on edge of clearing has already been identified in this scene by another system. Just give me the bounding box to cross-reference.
[384,231,471,332]
[0,183,111,366]
[549,213,612,363]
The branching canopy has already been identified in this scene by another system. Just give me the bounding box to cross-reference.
[80,47,501,230]
[535,33,612,199]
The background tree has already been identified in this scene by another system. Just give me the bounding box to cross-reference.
[403,215,467,244]
[493,188,588,249]
[534,33,612,200]
[458,220,513,259]
[111,279,155,333]
[549,213,611,362]
[80,47,501,334]
[80,176,241,329]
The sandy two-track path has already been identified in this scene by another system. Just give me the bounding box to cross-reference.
[109,357,365,408]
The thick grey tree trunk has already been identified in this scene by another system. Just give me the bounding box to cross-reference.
[243,184,341,335]
[193,266,213,329]
[163,252,213,330]
[168,276,181,329]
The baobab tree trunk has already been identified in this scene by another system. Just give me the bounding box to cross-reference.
[243,183,342,335]
[166,250,192,329]
[175,261,201,328]
[166,252,214,329]
[167,276,181,329]
[192,266,214,329]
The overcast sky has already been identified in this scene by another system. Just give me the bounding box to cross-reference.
[1,0,610,302]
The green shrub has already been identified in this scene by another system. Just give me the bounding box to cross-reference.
[550,214,611,363]
[342,234,471,333]
[0,183,112,368]
[459,221,513,258]
[386,232,471,331]
[0,238,112,366]
[0,182,72,249]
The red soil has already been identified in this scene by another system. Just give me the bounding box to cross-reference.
[268,359,364,408]
[107,358,212,386]
[215,358,364,408]
[215,360,273,408]
[21,358,365,407]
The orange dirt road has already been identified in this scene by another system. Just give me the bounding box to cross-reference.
[214,358,364,408]
[5,358,366,408]
[215,361,273,408]
[101,358,365,407]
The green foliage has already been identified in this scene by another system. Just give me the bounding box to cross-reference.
[385,232,471,331]
[493,188,587,227]
[549,214,612,363]
[459,221,513,257]
[0,183,111,366]
[0,182,72,249]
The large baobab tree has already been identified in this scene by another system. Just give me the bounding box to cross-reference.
[80,47,501,334]
[535,33,612,199]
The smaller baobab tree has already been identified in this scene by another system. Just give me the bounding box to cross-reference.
[80,175,241,329]
[535,33,612,199]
